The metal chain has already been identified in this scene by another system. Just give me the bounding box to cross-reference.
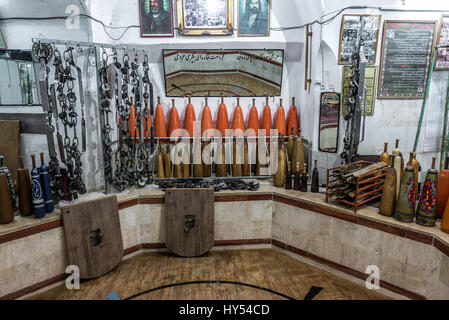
[52,45,86,200]
[341,36,363,164]
[99,48,115,190]
[99,48,155,192]
[34,42,63,204]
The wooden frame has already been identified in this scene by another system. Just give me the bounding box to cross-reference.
[435,15,449,71]
[338,14,380,65]
[176,0,234,36]
[237,0,271,37]
[378,20,437,100]
[161,49,284,97]
[139,0,175,37]
[318,92,340,154]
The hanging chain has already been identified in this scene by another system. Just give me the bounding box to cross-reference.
[99,48,155,191]
[34,42,64,205]
[99,48,116,190]
[52,45,86,200]
[341,31,364,164]
[142,51,154,185]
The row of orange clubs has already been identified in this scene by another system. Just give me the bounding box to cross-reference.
[127,96,300,142]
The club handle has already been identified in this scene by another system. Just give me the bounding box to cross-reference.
[31,154,36,168]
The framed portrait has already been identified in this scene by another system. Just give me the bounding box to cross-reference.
[435,15,449,70]
[338,14,380,65]
[139,0,174,37]
[176,0,234,36]
[237,0,270,37]
[0,29,6,49]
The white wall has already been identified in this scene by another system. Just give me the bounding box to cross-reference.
[2,0,449,191]
[88,0,311,134]
[311,0,449,181]
[0,0,104,190]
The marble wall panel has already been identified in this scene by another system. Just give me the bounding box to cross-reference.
[4,199,449,299]
[119,205,142,250]
[273,202,449,299]
[214,201,272,240]
[0,267,23,297]
[439,253,449,288]
[139,204,165,244]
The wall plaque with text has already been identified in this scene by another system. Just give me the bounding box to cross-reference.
[378,20,437,99]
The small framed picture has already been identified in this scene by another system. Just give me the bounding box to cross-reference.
[177,0,234,36]
[139,0,174,37]
[435,15,449,70]
[338,14,380,65]
[237,0,270,37]
[0,29,6,49]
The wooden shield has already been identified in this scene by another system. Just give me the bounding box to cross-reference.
[165,188,214,257]
[61,195,123,279]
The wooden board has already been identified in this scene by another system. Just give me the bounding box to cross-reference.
[165,188,214,257]
[0,121,19,183]
[378,20,437,99]
[61,195,123,279]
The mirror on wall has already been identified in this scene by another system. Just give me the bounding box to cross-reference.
[0,50,41,106]
[162,49,284,97]
[319,92,340,153]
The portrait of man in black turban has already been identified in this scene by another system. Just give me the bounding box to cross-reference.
[140,0,174,37]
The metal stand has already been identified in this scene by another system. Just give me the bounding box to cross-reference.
[30,38,299,194]
[32,38,148,194]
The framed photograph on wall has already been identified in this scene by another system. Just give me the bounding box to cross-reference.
[341,65,378,116]
[176,0,234,36]
[237,0,270,37]
[338,14,380,65]
[139,0,174,37]
[435,15,449,70]
[0,29,6,49]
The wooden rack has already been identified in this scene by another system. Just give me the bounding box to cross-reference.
[325,161,388,213]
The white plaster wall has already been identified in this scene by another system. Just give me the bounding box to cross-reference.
[0,0,105,191]
[88,0,309,136]
[2,0,449,191]
[310,0,449,183]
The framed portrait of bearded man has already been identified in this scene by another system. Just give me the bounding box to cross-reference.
[238,0,270,37]
[139,0,174,37]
